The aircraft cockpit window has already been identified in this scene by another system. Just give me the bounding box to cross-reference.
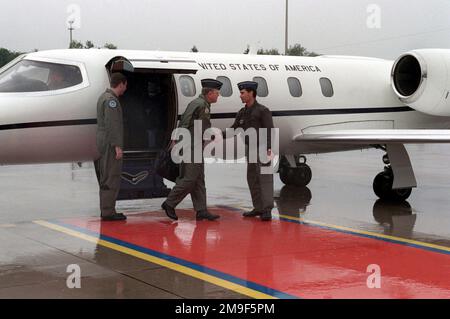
[0,60,82,93]
[179,75,196,97]
[216,76,232,97]
[287,77,303,97]
[320,77,334,97]
[253,76,269,97]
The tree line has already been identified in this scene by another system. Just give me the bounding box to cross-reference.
[257,44,319,56]
[0,41,118,68]
[69,40,117,49]
[192,43,319,56]
[1,42,318,68]
[0,48,23,68]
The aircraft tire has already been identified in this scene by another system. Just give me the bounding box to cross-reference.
[279,163,312,187]
[373,170,412,201]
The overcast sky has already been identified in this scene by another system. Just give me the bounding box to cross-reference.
[1,0,450,59]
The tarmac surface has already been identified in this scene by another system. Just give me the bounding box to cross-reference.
[1,144,450,298]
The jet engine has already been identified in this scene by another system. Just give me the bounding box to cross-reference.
[391,49,450,116]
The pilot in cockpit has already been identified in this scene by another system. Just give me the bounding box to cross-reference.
[47,66,70,90]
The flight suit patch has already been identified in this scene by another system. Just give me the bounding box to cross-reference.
[108,100,117,108]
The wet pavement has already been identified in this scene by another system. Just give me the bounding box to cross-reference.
[1,144,450,298]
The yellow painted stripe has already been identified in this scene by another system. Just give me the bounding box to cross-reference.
[275,213,450,253]
[233,204,450,253]
[33,220,276,299]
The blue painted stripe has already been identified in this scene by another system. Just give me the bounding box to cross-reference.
[278,216,450,256]
[51,219,298,299]
[216,205,450,256]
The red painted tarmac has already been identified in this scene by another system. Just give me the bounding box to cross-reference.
[59,207,450,299]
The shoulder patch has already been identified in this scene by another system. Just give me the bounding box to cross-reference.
[108,100,117,108]
[204,108,210,114]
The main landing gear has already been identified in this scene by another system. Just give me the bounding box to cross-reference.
[279,144,416,202]
[373,151,413,201]
[279,155,312,187]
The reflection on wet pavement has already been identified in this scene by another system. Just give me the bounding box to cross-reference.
[0,145,450,298]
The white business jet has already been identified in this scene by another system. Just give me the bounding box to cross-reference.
[1,48,450,201]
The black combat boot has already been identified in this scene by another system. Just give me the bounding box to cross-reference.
[242,209,262,217]
[196,210,220,221]
[161,202,178,220]
[101,213,127,221]
[260,210,272,221]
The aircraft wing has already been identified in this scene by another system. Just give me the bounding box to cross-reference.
[293,129,450,144]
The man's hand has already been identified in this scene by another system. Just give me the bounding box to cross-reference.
[267,149,274,161]
[115,146,123,160]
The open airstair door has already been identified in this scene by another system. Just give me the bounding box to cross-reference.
[109,57,198,200]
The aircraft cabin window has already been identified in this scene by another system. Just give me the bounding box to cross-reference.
[320,77,334,97]
[287,77,303,97]
[0,60,82,92]
[253,76,269,97]
[216,76,232,97]
[179,75,196,97]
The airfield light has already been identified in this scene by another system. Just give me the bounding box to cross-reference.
[68,19,75,47]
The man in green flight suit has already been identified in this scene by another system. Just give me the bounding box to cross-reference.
[94,72,128,221]
[161,78,223,221]
[225,81,275,221]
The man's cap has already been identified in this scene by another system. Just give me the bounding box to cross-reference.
[201,78,223,90]
[238,81,258,91]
